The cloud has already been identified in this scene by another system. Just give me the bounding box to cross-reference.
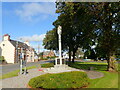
[31,44,44,49]
[0,35,2,43]
[15,2,56,21]
[30,43,45,52]
[18,34,46,42]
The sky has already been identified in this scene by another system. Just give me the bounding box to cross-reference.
[2,2,58,52]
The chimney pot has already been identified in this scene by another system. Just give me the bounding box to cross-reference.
[3,34,10,41]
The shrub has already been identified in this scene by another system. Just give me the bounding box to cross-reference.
[50,56,56,59]
[0,56,5,61]
[114,63,120,72]
[0,56,6,63]
[40,57,48,60]
[41,63,54,68]
[28,71,90,88]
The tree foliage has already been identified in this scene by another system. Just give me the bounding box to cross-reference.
[43,28,58,50]
[54,2,96,62]
[92,2,120,71]
[43,2,120,71]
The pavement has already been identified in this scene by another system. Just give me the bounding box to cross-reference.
[1,68,47,88]
[1,66,104,89]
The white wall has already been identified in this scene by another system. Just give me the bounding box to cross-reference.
[0,47,1,56]
[0,41,15,63]
[26,50,35,62]
[32,51,35,62]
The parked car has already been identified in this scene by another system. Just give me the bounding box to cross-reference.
[115,58,120,61]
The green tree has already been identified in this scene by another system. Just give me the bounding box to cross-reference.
[55,2,95,62]
[92,2,120,71]
[43,28,58,50]
[38,52,43,58]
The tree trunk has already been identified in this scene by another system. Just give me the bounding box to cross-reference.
[107,55,116,71]
[72,50,76,63]
[72,47,78,63]
[107,57,111,71]
[68,46,71,62]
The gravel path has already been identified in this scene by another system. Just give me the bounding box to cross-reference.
[0,68,104,88]
[85,70,104,79]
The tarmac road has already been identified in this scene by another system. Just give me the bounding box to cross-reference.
[0,60,54,75]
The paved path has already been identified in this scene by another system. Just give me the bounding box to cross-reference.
[0,68,104,88]
[1,68,47,88]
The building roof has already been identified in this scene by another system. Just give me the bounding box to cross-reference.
[1,34,34,51]
[4,34,9,36]
[43,51,50,55]
[43,51,55,55]
[10,40,33,50]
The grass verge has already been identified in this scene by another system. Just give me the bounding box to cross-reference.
[0,69,19,79]
[0,65,36,79]
[0,63,53,79]
[28,71,90,88]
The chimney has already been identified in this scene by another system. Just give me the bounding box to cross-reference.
[3,34,10,41]
[24,40,30,46]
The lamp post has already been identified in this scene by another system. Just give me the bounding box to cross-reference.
[19,48,23,74]
[57,25,62,65]
[19,48,24,74]
[23,48,27,75]
[16,41,18,63]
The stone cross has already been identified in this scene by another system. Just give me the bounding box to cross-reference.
[57,25,62,65]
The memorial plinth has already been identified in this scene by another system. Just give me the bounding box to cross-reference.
[54,57,67,68]
[55,58,65,65]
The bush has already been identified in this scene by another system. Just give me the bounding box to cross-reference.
[40,57,48,60]
[41,63,54,68]
[0,56,6,64]
[114,63,120,72]
[46,56,56,59]
[49,56,56,59]
[40,56,56,60]
[28,71,90,88]
[0,56,5,61]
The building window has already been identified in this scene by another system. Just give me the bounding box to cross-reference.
[3,44,5,46]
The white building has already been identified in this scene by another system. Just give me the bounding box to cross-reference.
[0,34,35,63]
[0,47,1,56]
[63,52,73,59]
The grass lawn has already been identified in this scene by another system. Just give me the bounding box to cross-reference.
[88,71,118,88]
[0,63,54,79]
[28,71,90,88]
[68,61,108,71]
[0,65,36,79]
[68,61,119,88]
